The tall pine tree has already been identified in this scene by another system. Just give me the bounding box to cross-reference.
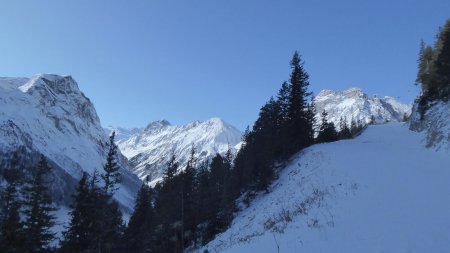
[124,183,154,253]
[284,51,314,156]
[0,166,24,253]
[103,131,121,195]
[22,155,57,253]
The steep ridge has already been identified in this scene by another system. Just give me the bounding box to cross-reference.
[200,123,450,252]
[314,88,411,128]
[0,74,140,212]
[112,118,242,184]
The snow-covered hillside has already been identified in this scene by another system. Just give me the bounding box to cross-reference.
[201,123,450,252]
[111,118,242,184]
[314,88,411,128]
[0,74,140,212]
[410,101,450,151]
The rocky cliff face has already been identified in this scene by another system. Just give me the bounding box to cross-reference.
[0,74,140,213]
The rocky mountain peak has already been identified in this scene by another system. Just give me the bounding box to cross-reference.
[314,87,411,129]
[143,120,171,132]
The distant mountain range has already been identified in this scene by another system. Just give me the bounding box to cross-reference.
[313,87,412,129]
[105,118,243,185]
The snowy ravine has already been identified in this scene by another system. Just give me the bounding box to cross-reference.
[107,118,243,185]
[314,88,411,128]
[0,74,140,213]
[200,123,450,253]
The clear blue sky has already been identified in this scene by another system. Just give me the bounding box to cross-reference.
[1,0,449,130]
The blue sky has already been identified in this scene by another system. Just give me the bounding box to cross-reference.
[1,1,449,130]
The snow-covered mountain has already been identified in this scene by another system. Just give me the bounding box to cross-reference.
[110,118,242,184]
[0,74,140,213]
[200,123,450,253]
[104,126,141,144]
[314,88,412,128]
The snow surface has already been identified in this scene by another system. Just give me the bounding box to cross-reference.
[200,123,450,253]
[112,118,243,184]
[314,88,412,129]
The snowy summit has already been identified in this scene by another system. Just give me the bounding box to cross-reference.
[107,117,243,184]
[314,87,412,128]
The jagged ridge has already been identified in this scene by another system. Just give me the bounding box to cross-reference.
[314,87,412,129]
[108,118,243,185]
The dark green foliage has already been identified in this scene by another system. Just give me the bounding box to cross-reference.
[416,19,450,116]
[338,117,352,139]
[153,153,188,253]
[0,164,25,253]
[61,172,125,253]
[165,153,178,179]
[316,111,338,143]
[285,52,314,153]
[22,155,58,253]
[60,172,92,252]
[103,131,121,195]
[232,51,314,193]
[61,132,125,253]
[123,183,155,253]
[203,153,234,242]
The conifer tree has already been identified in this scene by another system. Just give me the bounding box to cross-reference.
[284,51,314,155]
[316,111,338,143]
[277,81,290,123]
[433,19,450,99]
[338,117,352,139]
[0,166,24,253]
[124,183,154,253]
[22,155,57,253]
[180,145,198,249]
[60,172,92,252]
[165,153,178,179]
[416,19,450,116]
[103,131,121,195]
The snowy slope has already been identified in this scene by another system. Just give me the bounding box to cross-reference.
[200,123,450,253]
[0,74,140,212]
[410,100,450,151]
[314,88,411,128]
[115,118,242,184]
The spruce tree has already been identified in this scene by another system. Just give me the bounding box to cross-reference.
[165,153,178,179]
[338,117,352,139]
[124,183,154,253]
[416,19,450,116]
[277,81,290,123]
[103,131,121,195]
[434,19,450,99]
[0,167,24,253]
[22,155,57,253]
[316,111,338,143]
[284,51,314,156]
[60,172,92,252]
